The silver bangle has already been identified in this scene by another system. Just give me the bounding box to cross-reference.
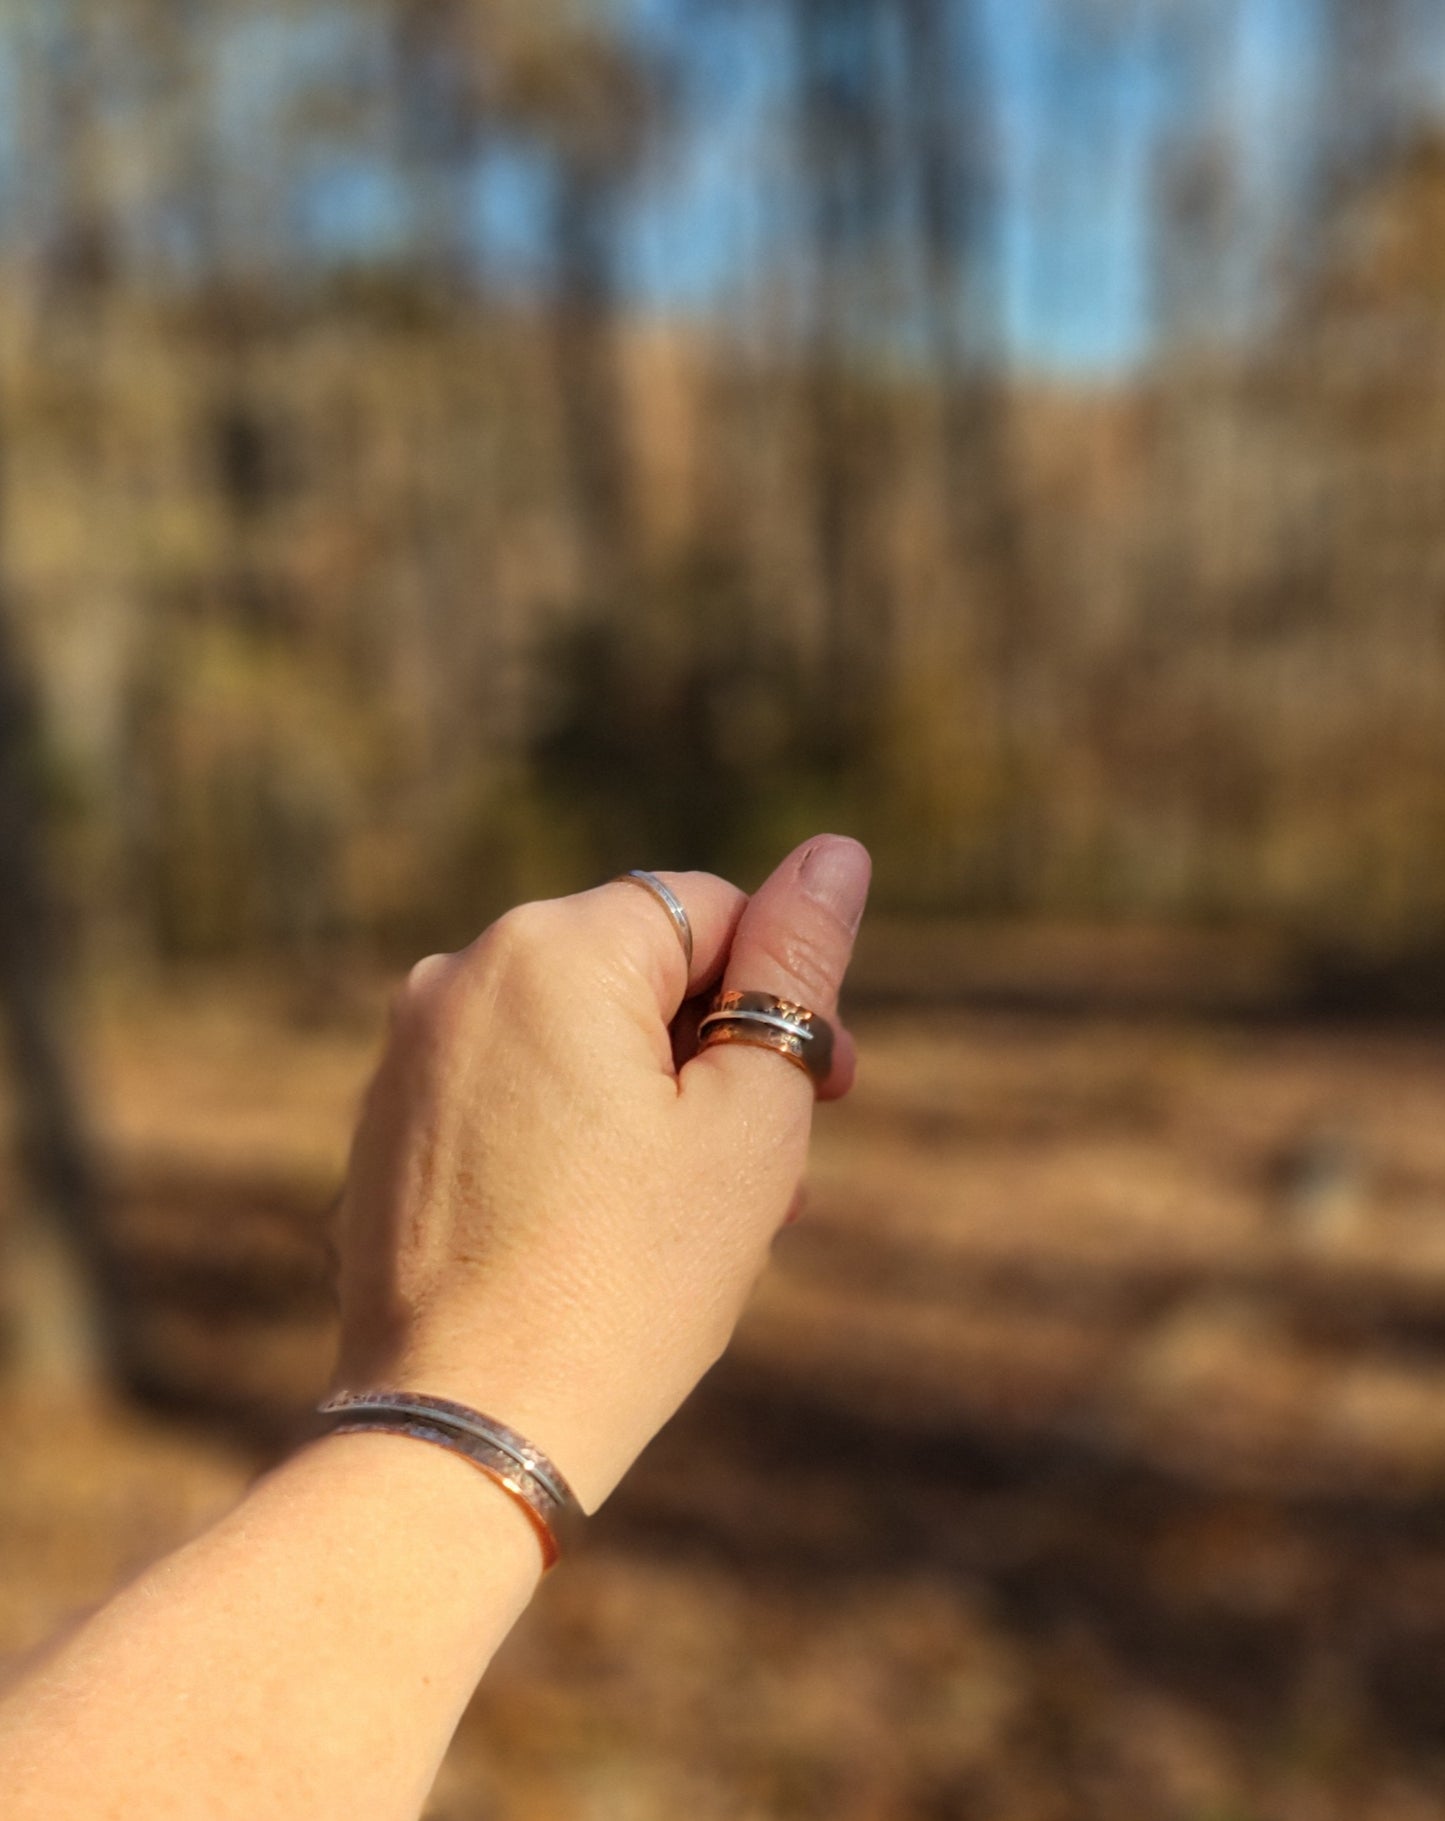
[318,1391,584,1570]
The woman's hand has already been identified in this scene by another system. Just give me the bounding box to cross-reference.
[0,836,872,1821]
[332,835,872,1511]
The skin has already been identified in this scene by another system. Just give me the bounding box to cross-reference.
[0,833,872,1820]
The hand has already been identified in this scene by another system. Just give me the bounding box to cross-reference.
[331,835,872,1510]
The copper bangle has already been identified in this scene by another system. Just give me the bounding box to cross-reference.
[318,1392,584,1571]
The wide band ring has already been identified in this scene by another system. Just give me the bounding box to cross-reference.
[614,870,694,973]
[697,989,836,1086]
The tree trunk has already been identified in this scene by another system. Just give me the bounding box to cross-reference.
[792,0,895,759]
[900,0,1039,899]
[0,455,118,1393]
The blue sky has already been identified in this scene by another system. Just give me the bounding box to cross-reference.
[612,0,1436,374]
[6,0,1445,376]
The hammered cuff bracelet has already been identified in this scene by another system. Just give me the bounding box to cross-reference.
[318,1391,585,1571]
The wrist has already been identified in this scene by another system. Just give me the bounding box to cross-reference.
[286,1426,550,1598]
[334,1333,656,1515]
[316,1392,582,1568]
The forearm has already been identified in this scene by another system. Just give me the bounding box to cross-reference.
[0,840,869,1819]
[0,1431,543,1821]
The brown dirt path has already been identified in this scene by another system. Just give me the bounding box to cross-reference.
[1,978,1443,1818]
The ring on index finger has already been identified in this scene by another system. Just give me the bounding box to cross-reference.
[614,870,694,974]
[697,989,835,1087]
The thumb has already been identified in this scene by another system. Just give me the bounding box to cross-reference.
[683,834,871,1115]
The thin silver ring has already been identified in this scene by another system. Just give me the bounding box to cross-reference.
[615,870,694,974]
[696,990,836,1086]
[697,1007,818,1045]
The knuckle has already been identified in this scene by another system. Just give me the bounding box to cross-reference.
[405,953,451,998]
[486,903,535,948]
[391,952,452,1024]
[485,902,556,971]
[472,902,573,1003]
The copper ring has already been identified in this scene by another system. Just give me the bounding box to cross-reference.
[697,989,836,1086]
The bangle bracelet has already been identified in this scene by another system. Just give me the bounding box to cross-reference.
[317,1391,584,1571]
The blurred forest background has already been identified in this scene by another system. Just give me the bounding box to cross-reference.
[2,2,1445,1818]
[5,0,1445,957]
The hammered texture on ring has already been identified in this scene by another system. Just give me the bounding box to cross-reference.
[697,989,835,1086]
[614,870,694,973]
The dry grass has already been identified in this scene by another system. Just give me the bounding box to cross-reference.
[1,954,1444,1818]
